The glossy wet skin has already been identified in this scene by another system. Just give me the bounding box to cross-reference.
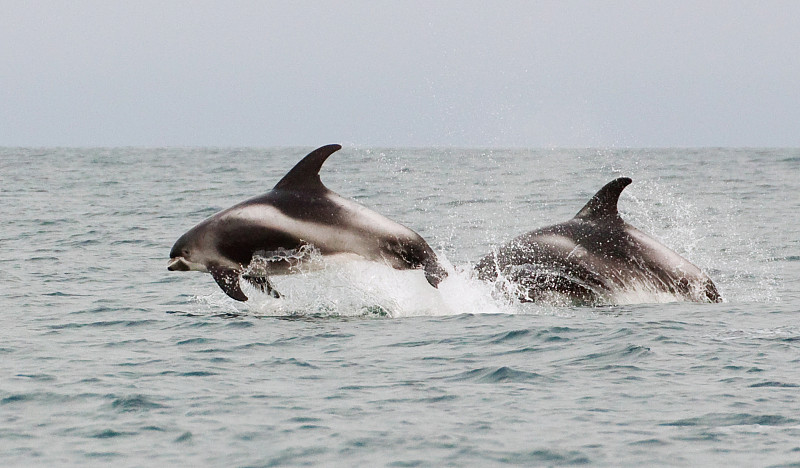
[475,178,721,305]
[167,145,447,301]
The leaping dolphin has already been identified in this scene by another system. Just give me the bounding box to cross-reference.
[475,178,722,305]
[167,144,447,301]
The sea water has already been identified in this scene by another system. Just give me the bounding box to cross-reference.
[1,147,798,466]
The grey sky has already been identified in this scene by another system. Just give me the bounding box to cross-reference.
[2,1,799,147]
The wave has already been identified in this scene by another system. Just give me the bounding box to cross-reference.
[661,413,798,427]
[448,366,550,383]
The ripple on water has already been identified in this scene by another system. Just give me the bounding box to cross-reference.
[47,319,162,330]
[748,381,799,388]
[449,366,550,384]
[472,448,592,466]
[266,357,318,368]
[175,337,216,345]
[482,329,533,344]
[1,392,86,405]
[661,413,798,427]
[90,429,137,439]
[565,344,652,366]
[174,432,192,443]
[110,395,167,412]
[15,374,56,382]
[179,371,218,377]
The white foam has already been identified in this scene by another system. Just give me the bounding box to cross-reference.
[240,254,517,318]
[603,282,692,305]
[192,255,699,317]
[190,245,733,317]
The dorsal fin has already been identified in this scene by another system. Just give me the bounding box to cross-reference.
[574,177,632,220]
[273,144,342,191]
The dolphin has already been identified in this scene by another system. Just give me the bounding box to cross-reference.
[167,144,447,301]
[474,177,722,305]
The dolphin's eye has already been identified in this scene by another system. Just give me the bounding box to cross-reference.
[182,249,190,257]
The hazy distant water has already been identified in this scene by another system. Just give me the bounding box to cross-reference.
[1,147,799,466]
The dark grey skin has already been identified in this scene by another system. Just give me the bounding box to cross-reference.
[168,144,447,301]
[475,178,722,305]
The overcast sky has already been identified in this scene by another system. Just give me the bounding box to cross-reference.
[2,1,799,147]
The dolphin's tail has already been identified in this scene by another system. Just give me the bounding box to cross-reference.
[385,237,448,288]
[423,257,448,288]
[704,278,723,303]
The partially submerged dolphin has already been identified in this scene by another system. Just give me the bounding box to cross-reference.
[168,144,447,301]
[475,178,722,305]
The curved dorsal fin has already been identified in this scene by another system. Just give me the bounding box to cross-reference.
[574,177,632,220]
[273,144,342,191]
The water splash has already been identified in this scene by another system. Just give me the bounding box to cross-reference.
[240,255,517,318]
[619,178,779,303]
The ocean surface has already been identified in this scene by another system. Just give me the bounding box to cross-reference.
[1,147,799,467]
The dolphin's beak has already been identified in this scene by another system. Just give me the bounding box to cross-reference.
[167,257,190,271]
